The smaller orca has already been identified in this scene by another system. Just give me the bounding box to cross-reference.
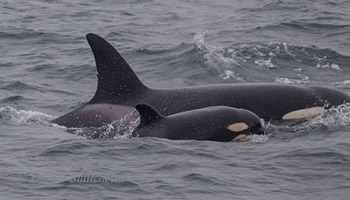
[132,104,266,142]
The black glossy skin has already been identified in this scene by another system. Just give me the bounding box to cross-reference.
[132,105,266,142]
[52,33,350,128]
[143,84,350,120]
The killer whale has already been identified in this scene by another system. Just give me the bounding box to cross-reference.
[133,104,266,142]
[52,33,350,128]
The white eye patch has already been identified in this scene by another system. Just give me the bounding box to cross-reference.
[227,122,249,132]
[282,106,325,120]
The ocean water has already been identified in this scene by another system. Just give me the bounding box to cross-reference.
[1,0,350,199]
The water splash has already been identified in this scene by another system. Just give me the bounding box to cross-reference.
[248,134,270,143]
[192,33,350,84]
[0,106,139,140]
[2,103,349,141]
[0,106,54,125]
[193,31,206,48]
[254,57,275,69]
[67,110,140,139]
[307,103,350,127]
[193,32,244,82]
[275,76,310,85]
[266,103,350,140]
[331,80,350,89]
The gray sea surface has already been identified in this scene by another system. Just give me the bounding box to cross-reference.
[1,0,350,199]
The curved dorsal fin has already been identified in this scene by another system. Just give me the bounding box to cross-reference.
[135,104,164,127]
[86,33,148,103]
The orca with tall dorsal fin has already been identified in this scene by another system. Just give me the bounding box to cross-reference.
[132,104,266,142]
[52,33,350,128]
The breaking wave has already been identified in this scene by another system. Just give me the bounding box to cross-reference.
[193,32,350,86]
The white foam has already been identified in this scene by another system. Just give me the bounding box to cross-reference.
[67,110,140,139]
[0,106,140,139]
[193,31,206,49]
[331,80,350,88]
[248,134,269,143]
[0,106,54,125]
[307,103,350,127]
[275,76,310,85]
[331,64,341,70]
[316,63,342,71]
[219,70,235,80]
[254,58,275,69]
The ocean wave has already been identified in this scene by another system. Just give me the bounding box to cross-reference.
[0,96,26,103]
[277,21,350,31]
[192,32,350,85]
[193,32,245,82]
[0,29,67,43]
[1,80,44,92]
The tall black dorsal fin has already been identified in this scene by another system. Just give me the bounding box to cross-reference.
[135,104,164,127]
[86,33,147,103]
